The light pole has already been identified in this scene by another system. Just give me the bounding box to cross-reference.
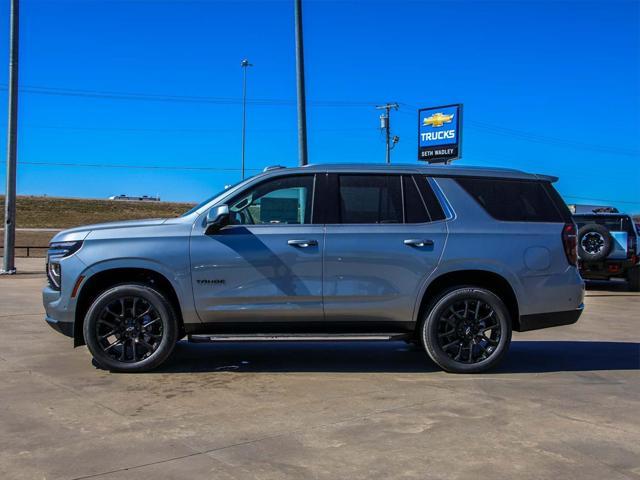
[2,0,19,275]
[294,0,308,166]
[240,59,253,180]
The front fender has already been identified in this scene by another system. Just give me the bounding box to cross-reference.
[75,257,199,326]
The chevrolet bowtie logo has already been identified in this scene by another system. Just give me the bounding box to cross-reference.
[423,112,454,128]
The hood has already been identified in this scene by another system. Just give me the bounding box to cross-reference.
[50,218,169,243]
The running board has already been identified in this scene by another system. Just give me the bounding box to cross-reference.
[188,333,410,343]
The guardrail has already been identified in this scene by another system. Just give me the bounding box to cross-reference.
[0,246,48,258]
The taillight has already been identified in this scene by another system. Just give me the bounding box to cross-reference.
[562,223,578,266]
[627,233,636,257]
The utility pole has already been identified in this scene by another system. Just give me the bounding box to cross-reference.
[240,59,253,180]
[376,103,399,164]
[294,0,308,166]
[2,0,19,275]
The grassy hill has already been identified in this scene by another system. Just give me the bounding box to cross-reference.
[0,195,195,256]
[0,195,195,229]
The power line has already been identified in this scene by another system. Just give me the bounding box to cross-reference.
[12,123,377,134]
[562,195,640,206]
[397,103,640,158]
[2,84,638,157]
[0,160,263,172]
[0,84,379,107]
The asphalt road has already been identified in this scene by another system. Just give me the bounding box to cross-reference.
[1,258,638,480]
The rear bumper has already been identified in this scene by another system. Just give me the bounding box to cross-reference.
[518,304,584,332]
[579,259,636,279]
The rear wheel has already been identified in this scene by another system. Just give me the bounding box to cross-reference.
[627,266,640,292]
[421,287,512,373]
[83,284,178,372]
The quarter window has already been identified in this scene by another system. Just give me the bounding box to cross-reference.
[456,178,564,222]
[229,175,314,225]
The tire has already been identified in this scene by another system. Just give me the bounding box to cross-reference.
[83,283,179,372]
[420,287,512,374]
[578,224,612,262]
[627,266,640,292]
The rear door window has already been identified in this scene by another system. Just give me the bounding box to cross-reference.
[403,176,430,223]
[338,175,403,224]
[416,176,446,221]
[456,178,565,222]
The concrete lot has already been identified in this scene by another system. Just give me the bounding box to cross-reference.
[1,258,639,480]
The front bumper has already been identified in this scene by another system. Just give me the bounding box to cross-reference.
[518,304,584,332]
[42,252,88,341]
[45,315,74,337]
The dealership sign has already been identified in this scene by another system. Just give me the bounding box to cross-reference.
[418,104,462,163]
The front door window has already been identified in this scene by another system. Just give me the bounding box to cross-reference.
[229,175,314,225]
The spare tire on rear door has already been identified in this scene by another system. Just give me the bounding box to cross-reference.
[577,224,612,261]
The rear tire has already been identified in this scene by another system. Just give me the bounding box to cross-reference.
[421,287,512,373]
[83,284,178,372]
[627,266,640,292]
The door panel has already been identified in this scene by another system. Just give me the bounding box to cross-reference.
[322,173,447,325]
[190,173,323,324]
[191,225,324,323]
[323,223,446,323]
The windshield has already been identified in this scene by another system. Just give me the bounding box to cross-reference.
[181,180,244,217]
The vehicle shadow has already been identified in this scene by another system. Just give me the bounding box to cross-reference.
[586,279,635,294]
[153,340,640,374]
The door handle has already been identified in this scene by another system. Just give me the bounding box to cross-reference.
[404,239,434,248]
[287,239,318,248]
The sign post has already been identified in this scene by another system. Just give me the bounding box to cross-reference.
[418,104,462,164]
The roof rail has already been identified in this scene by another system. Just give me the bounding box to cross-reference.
[263,165,286,173]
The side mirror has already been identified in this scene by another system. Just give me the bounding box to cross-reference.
[205,205,230,234]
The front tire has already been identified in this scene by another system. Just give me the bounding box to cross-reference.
[421,287,512,373]
[83,284,178,372]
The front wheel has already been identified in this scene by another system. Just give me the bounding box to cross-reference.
[83,284,179,372]
[421,287,512,373]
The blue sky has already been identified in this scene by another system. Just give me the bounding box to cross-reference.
[0,0,638,212]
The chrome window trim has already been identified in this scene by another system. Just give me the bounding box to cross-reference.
[428,177,456,221]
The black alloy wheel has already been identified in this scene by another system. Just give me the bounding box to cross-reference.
[84,284,178,372]
[421,287,512,373]
[96,296,164,363]
[436,297,501,364]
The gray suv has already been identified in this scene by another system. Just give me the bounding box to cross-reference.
[43,164,584,373]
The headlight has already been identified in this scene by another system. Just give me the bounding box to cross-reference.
[48,241,83,258]
[47,241,83,290]
[47,261,62,289]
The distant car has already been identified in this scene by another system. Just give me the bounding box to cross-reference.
[44,164,584,374]
[573,211,639,291]
[107,195,161,202]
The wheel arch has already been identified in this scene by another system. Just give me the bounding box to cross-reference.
[415,269,521,332]
[73,267,185,347]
